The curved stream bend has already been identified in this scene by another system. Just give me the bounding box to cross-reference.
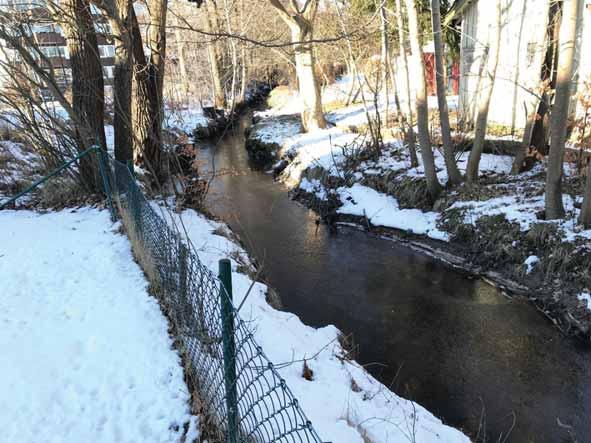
[195,113,591,442]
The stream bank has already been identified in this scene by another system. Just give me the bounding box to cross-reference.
[244,107,591,341]
[190,110,591,443]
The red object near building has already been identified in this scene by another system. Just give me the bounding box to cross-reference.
[423,53,436,95]
[423,51,459,96]
[450,62,460,95]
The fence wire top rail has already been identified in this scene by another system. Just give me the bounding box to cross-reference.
[106,156,325,443]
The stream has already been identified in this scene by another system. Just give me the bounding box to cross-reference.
[195,111,591,442]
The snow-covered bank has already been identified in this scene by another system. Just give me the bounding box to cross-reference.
[156,205,471,443]
[245,83,591,337]
[0,208,198,442]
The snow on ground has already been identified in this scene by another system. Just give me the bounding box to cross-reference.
[155,204,470,443]
[252,105,514,242]
[0,208,198,443]
[164,107,211,134]
[105,124,114,152]
[337,183,449,241]
[578,292,591,312]
[449,193,591,242]
[251,80,591,245]
[524,255,540,274]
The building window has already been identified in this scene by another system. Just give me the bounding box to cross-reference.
[0,0,46,10]
[55,67,72,84]
[98,45,115,58]
[40,46,68,59]
[31,24,53,33]
[94,22,112,35]
[103,65,114,79]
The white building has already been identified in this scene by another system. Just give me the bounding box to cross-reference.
[447,0,591,136]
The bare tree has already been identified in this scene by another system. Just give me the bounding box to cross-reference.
[545,0,583,219]
[172,12,191,99]
[268,0,327,131]
[394,0,418,167]
[378,0,391,121]
[60,0,107,152]
[204,0,226,109]
[131,1,167,179]
[430,0,461,185]
[405,0,441,199]
[96,0,134,162]
[510,80,545,174]
[0,5,104,191]
[465,0,501,184]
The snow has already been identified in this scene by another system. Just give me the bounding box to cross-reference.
[0,208,197,443]
[524,255,540,274]
[250,79,591,249]
[155,204,469,443]
[578,292,591,312]
[450,195,543,230]
[280,128,359,187]
[299,177,329,200]
[248,81,527,241]
[104,124,114,152]
[337,183,449,241]
[164,107,211,134]
[250,116,302,146]
[448,193,591,242]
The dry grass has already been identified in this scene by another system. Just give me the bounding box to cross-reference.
[115,198,161,291]
[38,176,88,209]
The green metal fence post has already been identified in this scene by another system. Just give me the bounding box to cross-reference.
[97,148,116,222]
[219,258,238,443]
[178,243,188,326]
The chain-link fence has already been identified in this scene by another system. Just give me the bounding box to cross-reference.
[106,156,325,443]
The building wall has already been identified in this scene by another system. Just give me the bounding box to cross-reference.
[459,0,550,131]
[0,2,116,98]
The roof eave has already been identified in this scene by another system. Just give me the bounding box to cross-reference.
[443,0,475,26]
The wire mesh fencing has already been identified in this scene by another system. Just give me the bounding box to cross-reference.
[106,157,325,443]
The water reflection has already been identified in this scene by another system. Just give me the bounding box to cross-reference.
[195,116,591,442]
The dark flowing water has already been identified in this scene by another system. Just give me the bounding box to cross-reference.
[196,114,591,442]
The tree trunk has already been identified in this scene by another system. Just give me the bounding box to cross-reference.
[237,0,248,104]
[379,0,390,120]
[431,0,462,185]
[394,0,418,167]
[511,90,540,174]
[204,1,226,109]
[269,0,327,132]
[546,0,583,219]
[110,0,133,163]
[292,27,327,131]
[405,0,441,199]
[173,16,190,99]
[531,1,563,154]
[130,6,165,179]
[465,0,501,183]
[238,44,248,104]
[579,162,591,227]
[60,0,106,191]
